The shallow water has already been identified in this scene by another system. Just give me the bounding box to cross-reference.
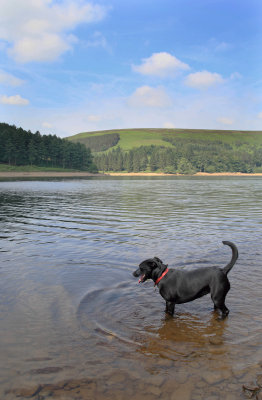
[0,177,262,400]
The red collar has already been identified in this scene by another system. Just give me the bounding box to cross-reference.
[155,268,169,286]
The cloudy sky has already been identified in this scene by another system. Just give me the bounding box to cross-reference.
[0,0,261,137]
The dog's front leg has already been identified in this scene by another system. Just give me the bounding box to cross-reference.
[165,301,175,315]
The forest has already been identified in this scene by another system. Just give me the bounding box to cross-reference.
[70,132,120,152]
[0,123,97,171]
[94,137,262,173]
[2,122,262,174]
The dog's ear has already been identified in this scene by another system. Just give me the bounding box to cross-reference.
[153,257,163,264]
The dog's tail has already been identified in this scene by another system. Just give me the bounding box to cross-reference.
[222,241,238,275]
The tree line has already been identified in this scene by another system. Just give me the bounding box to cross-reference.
[0,123,97,171]
[94,140,262,173]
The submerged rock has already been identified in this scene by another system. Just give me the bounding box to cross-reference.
[257,374,262,387]
[202,371,224,385]
[242,381,260,398]
[209,336,223,346]
[256,392,262,400]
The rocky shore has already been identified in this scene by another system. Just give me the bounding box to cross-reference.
[1,171,262,178]
[4,362,262,400]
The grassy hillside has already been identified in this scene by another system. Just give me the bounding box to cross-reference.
[67,128,262,153]
[67,128,262,174]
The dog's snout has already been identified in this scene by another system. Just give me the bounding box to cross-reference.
[133,268,140,277]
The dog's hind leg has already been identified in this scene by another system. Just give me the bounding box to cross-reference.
[211,291,229,318]
[165,301,175,315]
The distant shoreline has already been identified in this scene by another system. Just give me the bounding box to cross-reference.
[1,171,262,178]
[0,171,103,178]
[108,172,262,176]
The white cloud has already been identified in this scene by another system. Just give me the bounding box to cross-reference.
[217,117,234,125]
[258,112,262,119]
[0,94,29,105]
[132,52,190,77]
[185,70,224,89]
[127,86,172,108]
[163,122,175,129]
[230,72,242,80]
[0,69,25,86]
[215,42,231,52]
[0,0,107,63]
[84,31,109,51]
[87,114,101,122]
[42,121,53,128]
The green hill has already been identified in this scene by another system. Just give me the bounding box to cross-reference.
[67,128,262,174]
[67,128,262,152]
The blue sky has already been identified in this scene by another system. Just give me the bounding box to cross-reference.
[0,0,261,138]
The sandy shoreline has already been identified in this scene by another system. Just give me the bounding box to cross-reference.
[108,172,262,177]
[0,171,262,178]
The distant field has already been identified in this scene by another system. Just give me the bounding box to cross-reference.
[67,128,262,152]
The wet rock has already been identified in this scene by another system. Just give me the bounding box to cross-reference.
[64,379,81,390]
[6,385,42,398]
[195,379,206,388]
[30,366,63,375]
[162,379,177,393]
[43,382,65,391]
[108,371,128,385]
[76,383,96,399]
[202,371,224,385]
[227,383,239,391]
[232,367,246,379]
[170,384,192,400]
[221,369,233,380]
[148,385,162,396]
[257,374,262,387]
[47,388,72,399]
[157,358,173,367]
[209,336,223,345]
[147,374,166,386]
[243,381,260,398]
[176,371,189,384]
[243,382,260,391]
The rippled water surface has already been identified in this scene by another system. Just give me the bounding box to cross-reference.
[0,177,262,400]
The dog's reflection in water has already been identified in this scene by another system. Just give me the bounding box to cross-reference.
[137,310,228,361]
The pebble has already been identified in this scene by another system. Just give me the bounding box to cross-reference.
[108,371,127,384]
[30,366,63,375]
[243,381,260,391]
[147,374,166,386]
[202,371,224,385]
[242,381,260,399]
[171,384,192,400]
[232,367,246,379]
[257,374,262,387]
[148,385,162,397]
[195,379,206,388]
[176,371,189,384]
[209,337,223,346]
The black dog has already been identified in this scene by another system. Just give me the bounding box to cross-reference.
[133,241,238,318]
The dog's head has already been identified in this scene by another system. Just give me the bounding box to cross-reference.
[133,257,166,283]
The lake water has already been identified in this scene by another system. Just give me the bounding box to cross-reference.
[0,177,262,400]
